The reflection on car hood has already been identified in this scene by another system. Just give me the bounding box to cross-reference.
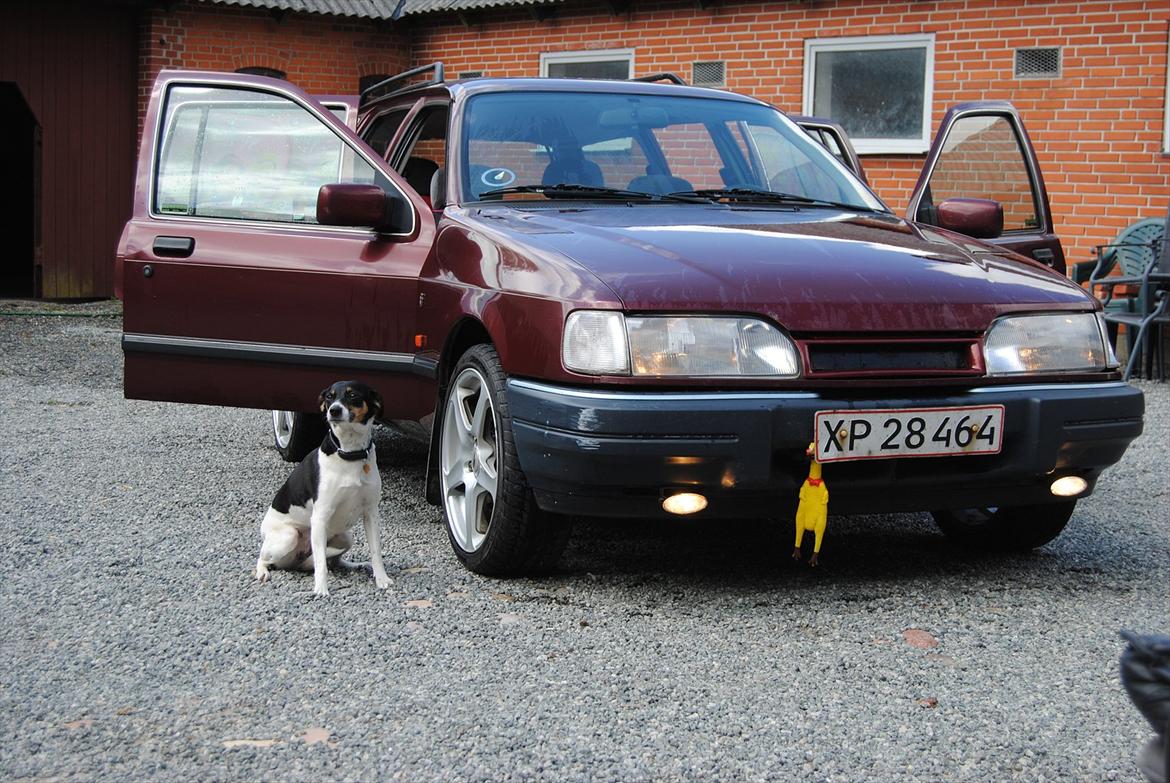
[470,204,1093,333]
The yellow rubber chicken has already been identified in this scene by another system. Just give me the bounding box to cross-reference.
[792,442,829,566]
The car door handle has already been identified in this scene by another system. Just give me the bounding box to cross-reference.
[153,236,195,258]
[1031,248,1055,266]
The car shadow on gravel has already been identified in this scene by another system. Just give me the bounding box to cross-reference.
[556,510,1133,589]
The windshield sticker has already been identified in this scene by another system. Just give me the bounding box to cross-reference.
[481,167,517,188]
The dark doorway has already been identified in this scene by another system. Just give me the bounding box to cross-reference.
[0,83,40,297]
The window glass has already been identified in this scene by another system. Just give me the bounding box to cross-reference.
[649,124,726,191]
[155,86,392,224]
[743,123,848,203]
[919,114,1039,232]
[805,35,933,154]
[363,108,409,157]
[460,91,883,210]
[583,137,650,187]
[541,50,633,80]
[818,129,846,161]
[235,66,286,80]
[396,106,448,200]
[545,59,631,80]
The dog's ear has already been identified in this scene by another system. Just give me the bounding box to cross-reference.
[318,387,330,413]
[369,389,384,422]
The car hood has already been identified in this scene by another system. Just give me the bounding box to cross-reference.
[469,204,1093,333]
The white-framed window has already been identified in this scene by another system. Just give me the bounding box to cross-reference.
[1164,26,1169,153]
[803,34,935,155]
[540,48,634,80]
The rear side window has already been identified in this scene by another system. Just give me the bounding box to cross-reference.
[362,108,409,157]
[154,85,394,225]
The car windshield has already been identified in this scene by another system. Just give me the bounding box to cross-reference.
[460,90,886,211]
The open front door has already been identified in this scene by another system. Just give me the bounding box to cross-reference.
[907,102,1065,274]
[119,71,437,419]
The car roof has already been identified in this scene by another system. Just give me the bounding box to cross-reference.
[362,76,767,112]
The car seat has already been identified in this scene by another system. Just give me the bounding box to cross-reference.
[403,157,439,207]
[541,151,604,188]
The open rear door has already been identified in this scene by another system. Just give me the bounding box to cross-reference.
[118,71,437,419]
[907,102,1065,274]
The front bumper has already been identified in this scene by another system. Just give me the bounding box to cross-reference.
[507,379,1144,518]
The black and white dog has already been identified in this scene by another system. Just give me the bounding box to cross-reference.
[254,381,390,596]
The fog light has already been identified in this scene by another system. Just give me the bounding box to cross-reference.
[1050,476,1088,497]
[662,492,708,515]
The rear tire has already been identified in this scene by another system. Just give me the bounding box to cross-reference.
[271,410,326,463]
[931,500,1076,551]
[438,343,570,576]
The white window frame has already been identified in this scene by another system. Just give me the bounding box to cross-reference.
[539,48,634,79]
[1163,26,1169,153]
[803,33,935,156]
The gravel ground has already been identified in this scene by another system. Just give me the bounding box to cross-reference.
[0,307,1167,782]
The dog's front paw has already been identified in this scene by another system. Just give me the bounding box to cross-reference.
[313,584,330,597]
[375,574,392,590]
[255,563,270,582]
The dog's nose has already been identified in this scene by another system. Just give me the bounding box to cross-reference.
[328,403,345,419]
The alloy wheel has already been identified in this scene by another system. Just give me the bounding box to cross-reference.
[440,367,499,553]
[272,409,295,449]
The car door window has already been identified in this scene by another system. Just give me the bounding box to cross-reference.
[363,107,409,157]
[395,105,448,203]
[915,114,1039,233]
[154,85,394,225]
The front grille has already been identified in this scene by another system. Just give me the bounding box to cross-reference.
[802,339,980,378]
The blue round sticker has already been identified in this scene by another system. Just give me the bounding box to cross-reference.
[481,167,517,188]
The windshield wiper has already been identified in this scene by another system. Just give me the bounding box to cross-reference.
[672,187,883,213]
[479,183,709,203]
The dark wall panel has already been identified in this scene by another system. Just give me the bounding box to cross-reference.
[0,1,137,298]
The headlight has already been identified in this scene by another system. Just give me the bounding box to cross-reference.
[983,312,1113,375]
[562,310,630,375]
[563,311,801,377]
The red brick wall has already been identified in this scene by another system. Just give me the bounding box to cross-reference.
[408,0,1170,267]
[137,3,409,141]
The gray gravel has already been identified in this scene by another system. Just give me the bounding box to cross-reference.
[0,307,1167,782]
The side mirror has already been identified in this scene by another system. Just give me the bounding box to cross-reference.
[935,197,1004,239]
[316,183,413,234]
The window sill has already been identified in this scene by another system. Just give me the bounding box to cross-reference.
[855,142,930,156]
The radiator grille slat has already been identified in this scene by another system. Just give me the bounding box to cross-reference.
[803,340,978,377]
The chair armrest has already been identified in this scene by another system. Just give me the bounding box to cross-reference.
[1086,244,1118,284]
[1071,259,1098,284]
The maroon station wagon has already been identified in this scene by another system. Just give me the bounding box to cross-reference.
[116,65,1144,575]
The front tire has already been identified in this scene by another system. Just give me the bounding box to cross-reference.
[438,344,570,575]
[931,501,1076,551]
[271,410,326,462]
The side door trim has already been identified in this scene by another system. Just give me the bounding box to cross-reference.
[123,333,439,379]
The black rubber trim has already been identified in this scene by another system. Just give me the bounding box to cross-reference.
[122,333,437,379]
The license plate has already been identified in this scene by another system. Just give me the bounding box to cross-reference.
[814,405,1004,463]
